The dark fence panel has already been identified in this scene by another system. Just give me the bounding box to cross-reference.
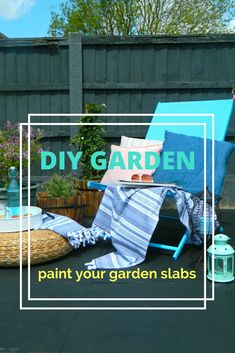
[0,34,235,205]
[0,38,71,182]
[81,35,235,138]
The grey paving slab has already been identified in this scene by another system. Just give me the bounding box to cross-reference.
[0,211,234,353]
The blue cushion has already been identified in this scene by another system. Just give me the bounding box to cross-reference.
[153,131,235,196]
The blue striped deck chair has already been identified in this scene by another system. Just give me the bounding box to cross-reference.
[88,99,233,260]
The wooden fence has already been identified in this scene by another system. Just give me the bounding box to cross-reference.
[0,33,234,206]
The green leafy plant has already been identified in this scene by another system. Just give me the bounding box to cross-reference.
[42,174,77,198]
[71,103,107,180]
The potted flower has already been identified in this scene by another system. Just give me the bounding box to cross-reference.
[0,121,43,206]
[71,103,107,217]
[36,174,86,222]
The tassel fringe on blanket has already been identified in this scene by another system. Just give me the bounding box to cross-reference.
[36,214,104,249]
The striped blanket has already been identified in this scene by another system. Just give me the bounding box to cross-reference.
[36,185,215,270]
[85,185,194,269]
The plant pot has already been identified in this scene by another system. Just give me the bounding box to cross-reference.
[0,183,38,207]
[76,180,104,217]
[36,191,86,223]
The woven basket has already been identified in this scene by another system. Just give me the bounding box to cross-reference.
[0,230,73,267]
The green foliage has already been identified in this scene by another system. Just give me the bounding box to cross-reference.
[70,103,107,180]
[42,174,77,198]
[49,0,235,36]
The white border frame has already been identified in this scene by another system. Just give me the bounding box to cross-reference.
[19,113,215,310]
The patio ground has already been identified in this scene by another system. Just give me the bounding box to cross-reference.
[0,210,234,353]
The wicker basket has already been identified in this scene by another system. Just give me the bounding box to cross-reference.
[36,191,86,223]
[76,180,104,217]
[0,230,73,267]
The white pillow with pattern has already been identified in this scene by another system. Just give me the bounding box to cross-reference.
[121,135,163,148]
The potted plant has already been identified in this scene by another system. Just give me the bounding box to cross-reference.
[36,174,86,223]
[71,103,107,217]
[0,121,43,206]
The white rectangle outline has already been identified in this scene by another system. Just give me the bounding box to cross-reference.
[22,118,210,308]
[20,119,207,308]
[19,113,215,310]
[23,117,211,306]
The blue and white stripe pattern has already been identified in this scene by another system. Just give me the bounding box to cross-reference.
[85,185,194,269]
[35,186,212,270]
[35,214,102,249]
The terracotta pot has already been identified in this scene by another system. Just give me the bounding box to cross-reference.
[76,180,104,217]
[36,191,86,223]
